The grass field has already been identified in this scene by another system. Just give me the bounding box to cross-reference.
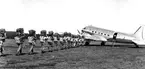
[0,39,145,69]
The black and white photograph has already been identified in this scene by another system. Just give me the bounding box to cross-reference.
[0,0,145,69]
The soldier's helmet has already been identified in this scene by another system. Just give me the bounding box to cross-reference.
[48,31,54,36]
[63,32,68,37]
[29,29,36,36]
[40,30,47,36]
[71,34,74,38]
[16,28,24,36]
[73,34,78,38]
[59,33,64,37]
[0,29,6,34]
[16,28,24,33]
[0,29,6,37]
[63,32,67,36]
[67,32,72,37]
[76,35,80,38]
[54,33,59,37]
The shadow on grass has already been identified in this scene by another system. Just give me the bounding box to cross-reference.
[2,62,57,69]
[83,44,143,48]
[15,53,28,56]
[0,54,11,57]
[128,46,145,48]
[27,52,39,55]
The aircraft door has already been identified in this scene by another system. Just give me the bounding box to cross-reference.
[113,33,118,39]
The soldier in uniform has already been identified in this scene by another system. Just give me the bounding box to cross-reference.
[14,28,25,55]
[72,35,78,48]
[53,33,60,51]
[39,30,47,53]
[0,29,6,56]
[75,35,79,47]
[76,35,81,46]
[70,34,75,48]
[78,36,82,46]
[81,36,86,46]
[67,32,72,49]
[63,32,69,49]
[59,33,65,50]
[28,30,36,54]
[57,33,64,50]
[78,36,85,46]
[47,31,54,52]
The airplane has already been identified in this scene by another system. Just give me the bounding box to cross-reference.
[78,25,145,47]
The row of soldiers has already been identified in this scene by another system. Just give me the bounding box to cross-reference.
[0,28,85,56]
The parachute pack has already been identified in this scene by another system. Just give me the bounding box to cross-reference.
[29,30,36,36]
[16,28,24,33]
[48,31,54,36]
[0,29,6,34]
[40,30,47,36]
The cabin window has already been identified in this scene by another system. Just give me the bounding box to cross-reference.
[101,33,103,35]
[104,34,106,35]
[107,34,109,36]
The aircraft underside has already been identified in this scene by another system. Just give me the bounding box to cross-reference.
[84,38,139,48]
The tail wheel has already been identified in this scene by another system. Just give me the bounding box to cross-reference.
[133,43,139,48]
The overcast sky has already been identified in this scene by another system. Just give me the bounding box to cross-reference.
[0,0,145,34]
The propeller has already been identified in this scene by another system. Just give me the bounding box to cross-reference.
[77,29,81,34]
[77,29,84,37]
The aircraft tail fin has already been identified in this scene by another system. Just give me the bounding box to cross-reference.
[134,26,145,40]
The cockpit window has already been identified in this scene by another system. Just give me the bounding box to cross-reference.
[83,27,86,29]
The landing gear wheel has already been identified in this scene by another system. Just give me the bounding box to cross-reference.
[85,42,90,46]
[41,50,45,53]
[101,41,105,46]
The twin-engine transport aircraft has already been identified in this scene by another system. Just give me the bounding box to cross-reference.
[78,25,145,47]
